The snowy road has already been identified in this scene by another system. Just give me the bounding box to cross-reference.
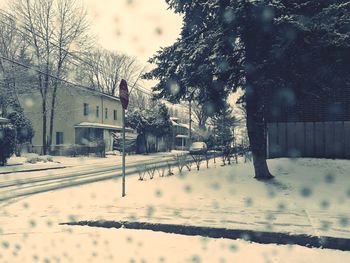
[0,153,187,203]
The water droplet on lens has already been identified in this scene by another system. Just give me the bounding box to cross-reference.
[300,187,312,197]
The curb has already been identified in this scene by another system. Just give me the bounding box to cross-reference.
[61,220,350,251]
[0,166,67,175]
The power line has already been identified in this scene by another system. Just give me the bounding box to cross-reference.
[0,10,83,69]
[0,54,121,101]
[0,8,153,97]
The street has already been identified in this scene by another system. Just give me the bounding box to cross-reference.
[0,152,184,204]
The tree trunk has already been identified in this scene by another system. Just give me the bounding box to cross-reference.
[42,100,47,155]
[48,86,58,152]
[242,2,274,180]
[246,96,273,180]
[42,67,50,155]
[144,133,148,154]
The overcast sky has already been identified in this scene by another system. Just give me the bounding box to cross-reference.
[85,0,182,64]
[0,0,182,88]
[83,0,183,90]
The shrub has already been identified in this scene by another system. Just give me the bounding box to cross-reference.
[191,154,203,171]
[7,111,34,156]
[67,144,80,157]
[147,165,156,180]
[157,165,166,177]
[93,139,106,157]
[185,161,193,171]
[174,154,187,173]
[25,153,40,164]
[25,153,54,164]
[0,124,16,166]
[42,155,54,162]
[137,165,147,181]
[167,161,174,176]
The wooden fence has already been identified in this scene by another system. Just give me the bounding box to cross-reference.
[267,121,350,159]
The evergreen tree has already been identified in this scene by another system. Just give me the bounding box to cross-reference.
[0,94,34,155]
[145,0,350,179]
[7,109,34,154]
[0,124,16,166]
[211,104,236,148]
[127,102,172,152]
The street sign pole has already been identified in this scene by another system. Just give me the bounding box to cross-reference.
[122,107,126,197]
[119,79,129,197]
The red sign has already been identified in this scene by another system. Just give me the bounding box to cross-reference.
[119,79,129,110]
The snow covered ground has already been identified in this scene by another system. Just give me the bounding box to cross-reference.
[1,155,65,174]
[0,158,350,262]
[0,150,185,177]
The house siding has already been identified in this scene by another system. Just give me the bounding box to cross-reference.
[19,86,122,154]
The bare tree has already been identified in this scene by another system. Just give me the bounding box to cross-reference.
[192,101,209,131]
[0,14,30,114]
[79,47,146,97]
[128,88,149,111]
[48,0,90,150]
[10,0,54,154]
[11,0,90,154]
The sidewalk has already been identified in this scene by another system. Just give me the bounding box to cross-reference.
[0,158,349,262]
[1,158,350,237]
[0,163,66,175]
[61,158,349,240]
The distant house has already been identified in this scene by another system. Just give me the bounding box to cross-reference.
[19,85,133,155]
[266,87,350,159]
[170,117,190,150]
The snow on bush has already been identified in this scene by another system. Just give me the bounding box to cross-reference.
[25,153,54,164]
[0,125,16,166]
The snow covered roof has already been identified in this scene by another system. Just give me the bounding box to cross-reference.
[176,134,189,139]
[171,119,189,129]
[180,123,190,129]
[0,117,9,124]
[72,85,120,102]
[75,122,133,132]
[112,132,138,140]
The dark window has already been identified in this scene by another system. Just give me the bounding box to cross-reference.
[114,110,117,120]
[56,132,64,145]
[83,103,89,116]
[105,108,108,119]
[96,106,99,118]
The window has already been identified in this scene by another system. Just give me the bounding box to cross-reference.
[56,132,64,145]
[96,106,99,118]
[105,108,108,119]
[83,103,89,116]
[113,110,117,121]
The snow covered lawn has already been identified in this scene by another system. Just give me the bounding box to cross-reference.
[0,158,350,262]
[0,155,65,174]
